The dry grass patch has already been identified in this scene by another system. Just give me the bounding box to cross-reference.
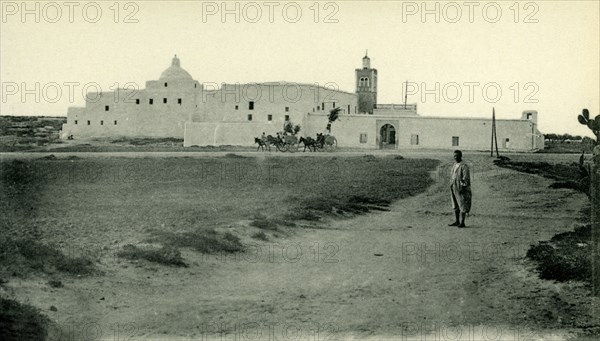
[117,244,187,267]
[0,237,95,278]
[148,229,244,254]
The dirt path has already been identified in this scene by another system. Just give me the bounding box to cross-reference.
[5,161,596,341]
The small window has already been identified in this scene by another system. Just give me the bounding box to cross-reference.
[321,102,324,110]
[526,113,532,119]
[235,105,239,110]
[348,105,350,113]
[285,115,290,121]
[268,115,272,121]
[249,101,254,110]
[452,136,459,146]
[285,107,289,112]
[163,98,167,104]
[87,120,90,125]
[164,82,168,87]
[135,99,140,104]
[105,105,109,111]
[195,84,197,88]
[149,99,153,105]
[333,102,336,108]
[316,106,319,111]
[114,120,117,125]
[360,133,368,143]
[74,120,78,125]
[247,114,252,121]
[411,134,419,145]
[178,98,182,105]
[100,120,104,126]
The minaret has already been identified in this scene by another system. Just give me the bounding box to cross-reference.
[355,51,377,114]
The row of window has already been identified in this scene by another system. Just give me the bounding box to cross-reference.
[410,135,460,146]
[358,134,461,146]
[312,103,355,114]
[140,98,183,105]
[73,120,118,126]
[236,102,348,112]
[76,116,291,124]
[236,103,290,111]
[315,102,338,111]
[162,82,198,88]
[102,99,351,112]
[248,114,290,122]
[102,98,184,111]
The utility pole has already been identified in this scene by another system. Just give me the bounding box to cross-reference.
[404,80,408,109]
[494,109,500,157]
[491,107,500,157]
[490,108,495,157]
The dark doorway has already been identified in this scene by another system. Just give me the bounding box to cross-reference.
[380,124,396,149]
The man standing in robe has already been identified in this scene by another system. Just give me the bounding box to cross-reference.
[449,150,472,228]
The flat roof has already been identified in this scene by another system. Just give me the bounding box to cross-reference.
[205,81,357,96]
[308,112,532,122]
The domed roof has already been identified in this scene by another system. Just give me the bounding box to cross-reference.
[159,55,193,81]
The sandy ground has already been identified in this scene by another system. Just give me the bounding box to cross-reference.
[2,152,598,340]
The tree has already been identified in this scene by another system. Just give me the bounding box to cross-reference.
[326,107,341,134]
[562,133,573,142]
[583,136,595,145]
[545,133,558,142]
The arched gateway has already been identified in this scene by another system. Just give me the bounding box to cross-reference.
[379,123,397,149]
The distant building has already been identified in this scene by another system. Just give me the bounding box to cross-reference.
[62,54,544,151]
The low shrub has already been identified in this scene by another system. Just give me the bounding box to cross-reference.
[249,219,279,230]
[548,181,580,191]
[151,229,244,254]
[0,297,50,341]
[117,244,187,267]
[285,210,322,222]
[526,224,591,282]
[47,279,63,288]
[0,238,94,277]
[251,231,269,241]
[224,153,247,158]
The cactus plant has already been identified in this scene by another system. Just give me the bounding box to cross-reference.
[578,109,600,297]
[577,109,600,143]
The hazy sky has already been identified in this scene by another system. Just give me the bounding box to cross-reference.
[1,1,599,136]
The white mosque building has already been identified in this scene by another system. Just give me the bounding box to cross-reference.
[61,55,544,151]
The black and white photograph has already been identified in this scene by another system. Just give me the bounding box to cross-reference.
[1,1,599,340]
